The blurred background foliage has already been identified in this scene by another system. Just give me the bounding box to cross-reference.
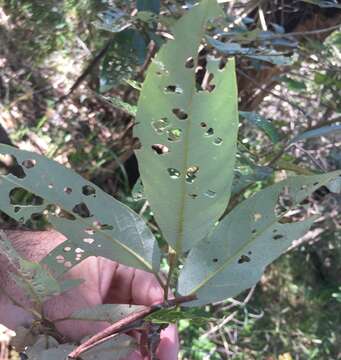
[0,0,340,359]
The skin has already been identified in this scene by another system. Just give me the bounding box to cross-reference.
[0,230,178,360]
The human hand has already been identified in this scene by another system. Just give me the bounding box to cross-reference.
[0,230,178,360]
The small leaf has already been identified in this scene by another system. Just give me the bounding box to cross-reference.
[0,231,61,305]
[100,30,147,91]
[93,8,131,33]
[240,111,282,143]
[300,0,341,8]
[101,95,137,116]
[135,0,239,253]
[68,304,144,323]
[132,178,146,201]
[289,125,341,144]
[146,307,212,325]
[178,171,341,306]
[0,145,160,277]
[137,0,161,14]
[207,37,293,65]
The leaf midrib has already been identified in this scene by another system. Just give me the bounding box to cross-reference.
[175,2,211,255]
[188,176,334,294]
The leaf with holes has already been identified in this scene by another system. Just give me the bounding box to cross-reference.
[134,0,239,254]
[178,171,341,306]
[0,231,61,305]
[0,145,160,277]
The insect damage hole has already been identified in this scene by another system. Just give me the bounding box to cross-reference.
[167,128,182,142]
[151,144,170,155]
[204,128,214,137]
[213,137,223,146]
[238,255,251,264]
[72,202,92,218]
[201,72,216,92]
[22,159,36,169]
[168,168,181,179]
[186,166,199,184]
[273,234,284,240]
[151,118,170,134]
[64,187,72,194]
[188,193,198,199]
[0,154,26,179]
[254,213,262,222]
[185,57,195,69]
[164,85,183,94]
[172,108,188,120]
[82,185,96,196]
[204,190,216,198]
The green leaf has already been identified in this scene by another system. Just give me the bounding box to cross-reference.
[137,0,161,14]
[146,307,212,325]
[280,76,307,92]
[0,145,160,277]
[289,125,341,144]
[300,0,341,8]
[68,304,144,322]
[240,111,282,143]
[100,95,137,116]
[100,30,147,91]
[207,37,293,65]
[178,171,341,306]
[134,0,239,254]
[0,231,61,305]
[93,8,131,33]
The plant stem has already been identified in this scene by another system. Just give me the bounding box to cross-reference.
[68,294,197,359]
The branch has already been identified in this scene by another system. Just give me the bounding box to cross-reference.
[68,294,197,359]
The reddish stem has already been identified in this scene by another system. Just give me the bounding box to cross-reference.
[68,294,197,359]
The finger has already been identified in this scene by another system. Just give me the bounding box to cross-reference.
[157,324,179,360]
[124,324,179,360]
[101,261,164,306]
[131,269,164,305]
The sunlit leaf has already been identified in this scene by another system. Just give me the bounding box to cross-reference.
[100,30,147,91]
[93,8,131,33]
[0,145,160,277]
[207,37,293,65]
[178,171,341,305]
[134,0,239,253]
[240,111,282,143]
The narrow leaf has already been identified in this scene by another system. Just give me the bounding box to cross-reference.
[137,0,161,14]
[134,0,239,253]
[207,37,293,65]
[240,111,282,143]
[178,171,341,306]
[289,124,341,144]
[0,145,160,277]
